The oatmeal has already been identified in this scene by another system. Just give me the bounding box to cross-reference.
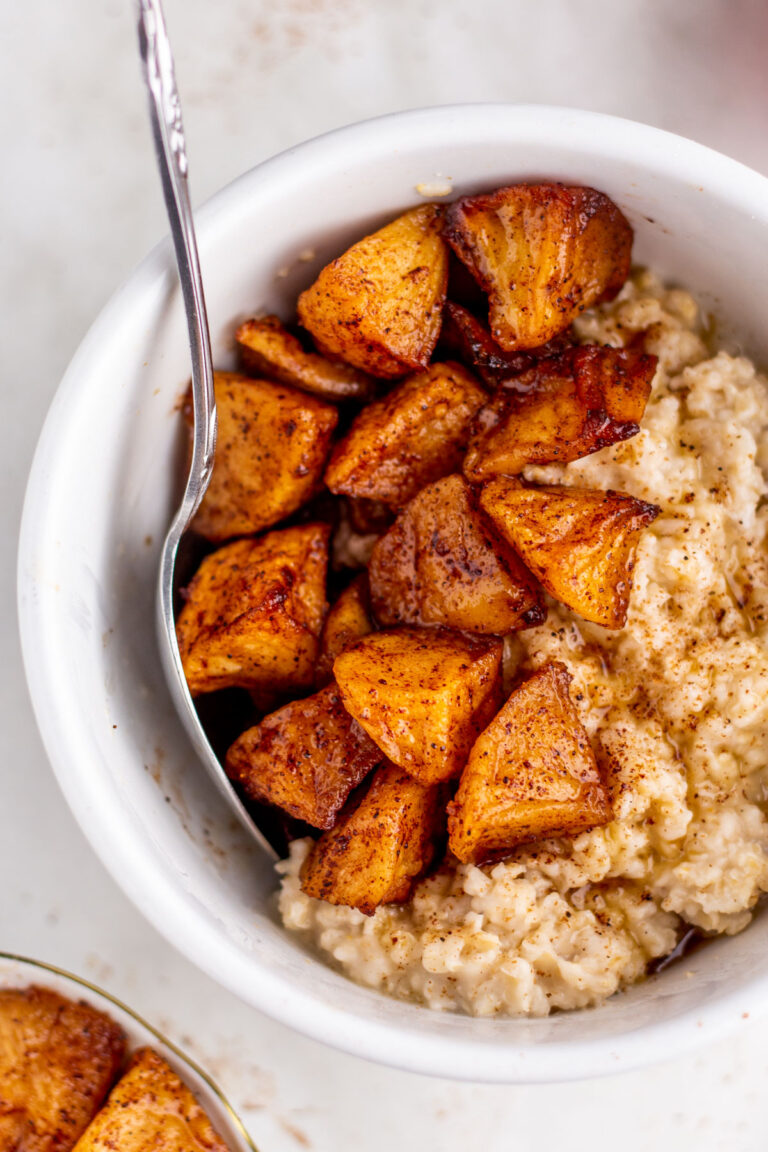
[277,272,768,1015]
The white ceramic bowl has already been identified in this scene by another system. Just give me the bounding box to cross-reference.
[0,953,256,1148]
[18,105,768,1083]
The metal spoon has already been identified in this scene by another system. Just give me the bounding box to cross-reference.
[137,0,277,860]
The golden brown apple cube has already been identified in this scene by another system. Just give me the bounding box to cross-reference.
[479,479,660,628]
[235,314,376,401]
[333,627,503,785]
[297,204,449,379]
[463,345,657,481]
[226,683,382,829]
[0,986,125,1152]
[300,762,442,914]
[176,525,329,696]
[447,662,612,863]
[444,183,632,351]
[190,372,338,542]
[316,573,374,687]
[368,474,544,634]
[72,1048,228,1152]
[324,362,485,506]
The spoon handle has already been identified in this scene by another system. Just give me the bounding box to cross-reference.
[137,0,216,524]
[139,3,278,858]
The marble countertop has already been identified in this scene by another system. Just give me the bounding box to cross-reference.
[3,0,768,1147]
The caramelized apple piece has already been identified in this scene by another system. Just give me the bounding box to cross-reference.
[324,362,485,506]
[226,684,381,828]
[190,372,338,542]
[334,627,502,785]
[236,314,376,400]
[480,479,660,628]
[0,986,125,1152]
[464,345,657,480]
[316,573,374,686]
[441,301,575,387]
[176,525,329,695]
[369,474,544,634]
[445,183,632,350]
[72,1048,228,1152]
[297,204,449,378]
[300,762,443,914]
[447,662,612,862]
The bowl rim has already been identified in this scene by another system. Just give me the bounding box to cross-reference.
[0,951,257,1148]
[17,102,768,1083]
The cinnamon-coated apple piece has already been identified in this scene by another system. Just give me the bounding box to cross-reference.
[236,314,376,400]
[368,473,544,634]
[72,1048,228,1152]
[0,986,125,1152]
[298,204,449,378]
[189,372,338,542]
[441,301,576,387]
[444,182,632,351]
[316,574,375,687]
[324,362,485,506]
[226,683,382,829]
[479,478,660,628]
[333,626,503,785]
[176,525,329,695]
[463,345,656,481]
[300,762,443,914]
[447,661,612,863]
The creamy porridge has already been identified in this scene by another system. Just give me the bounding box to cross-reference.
[277,272,768,1016]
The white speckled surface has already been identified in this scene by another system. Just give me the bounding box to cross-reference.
[4,0,768,1147]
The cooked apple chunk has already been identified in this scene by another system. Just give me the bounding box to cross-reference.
[236,314,375,400]
[226,683,382,828]
[300,762,442,914]
[441,301,575,387]
[190,372,338,542]
[316,573,374,686]
[176,525,329,695]
[444,183,632,350]
[0,986,125,1152]
[334,627,503,785]
[464,345,657,480]
[479,479,660,628]
[447,662,612,863]
[324,362,485,506]
[297,204,449,378]
[369,474,544,634]
[72,1048,228,1152]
